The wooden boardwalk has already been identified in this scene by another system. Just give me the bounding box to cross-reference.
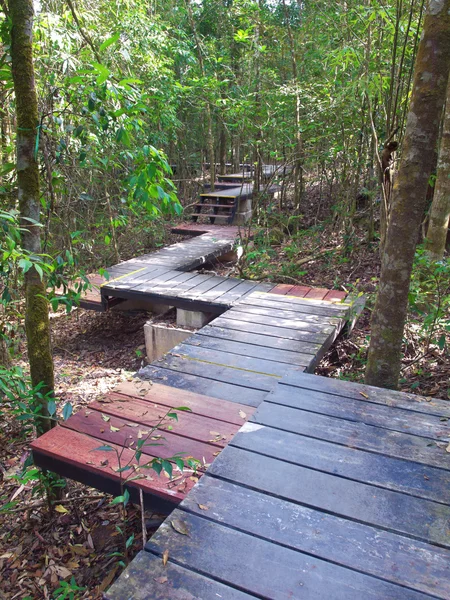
[31,289,352,512]
[107,372,450,600]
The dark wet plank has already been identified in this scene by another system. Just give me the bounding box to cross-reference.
[168,342,296,377]
[208,445,450,548]
[145,510,434,600]
[231,423,450,503]
[268,386,450,440]
[184,333,310,367]
[183,476,450,599]
[137,366,266,407]
[105,551,255,600]
[197,324,321,355]
[253,401,450,469]
[279,372,450,418]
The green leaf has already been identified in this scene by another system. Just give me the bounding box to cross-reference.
[125,534,134,549]
[18,258,33,274]
[123,488,130,506]
[110,495,125,505]
[99,32,120,52]
[62,403,73,421]
[104,234,111,246]
[92,445,114,452]
[161,460,173,479]
[47,399,57,417]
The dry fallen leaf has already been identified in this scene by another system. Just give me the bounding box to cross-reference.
[110,425,120,432]
[54,505,69,514]
[359,392,369,399]
[101,414,110,422]
[171,518,189,536]
[239,410,247,419]
[198,504,209,511]
[162,549,169,566]
[154,576,168,584]
[445,443,450,453]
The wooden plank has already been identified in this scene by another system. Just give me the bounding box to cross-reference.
[280,372,450,418]
[102,266,172,290]
[253,402,450,470]
[145,510,434,600]
[241,293,349,317]
[168,342,296,377]
[180,274,228,298]
[62,410,221,465]
[232,424,450,504]
[137,366,266,407]
[211,315,330,344]
[231,303,342,326]
[268,386,450,440]
[153,354,279,392]
[197,324,321,355]
[270,284,295,295]
[184,333,310,367]
[138,270,200,296]
[305,287,329,300]
[287,285,312,297]
[208,279,259,305]
[202,277,243,302]
[324,289,348,301]
[208,445,450,547]
[105,551,254,600]
[31,427,194,505]
[184,477,450,599]
[90,394,240,447]
[130,270,189,294]
[113,382,254,425]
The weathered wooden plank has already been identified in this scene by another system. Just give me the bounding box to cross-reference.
[270,284,295,295]
[208,445,450,547]
[180,274,228,298]
[31,427,193,505]
[90,394,240,448]
[215,280,262,305]
[105,551,254,600]
[241,293,349,316]
[202,278,243,302]
[268,386,450,440]
[211,315,330,344]
[184,333,310,367]
[113,382,254,425]
[102,266,173,290]
[288,285,313,297]
[146,510,434,600]
[304,287,329,300]
[130,270,189,294]
[252,402,450,470]
[184,477,450,599]
[232,424,450,503]
[139,270,200,296]
[62,410,221,465]
[197,324,321,355]
[153,353,279,391]
[137,366,266,407]
[168,342,296,377]
[279,372,450,418]
[324,289,348,301]
[231,303,342,326]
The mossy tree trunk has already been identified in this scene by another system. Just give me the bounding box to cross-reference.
[365,0,450,390]
[9,0,55,433]
[425,74,450,261]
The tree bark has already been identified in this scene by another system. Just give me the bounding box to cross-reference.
[9,0,55,433]
[365,0,450,390]
[425,74,450,261]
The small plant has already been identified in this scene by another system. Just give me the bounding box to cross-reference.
[52,576,86,600]
[93,405,198,565]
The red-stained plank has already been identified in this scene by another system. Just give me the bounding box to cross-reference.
[30,427,195,503]
[114,382,254,425]
[91,394,240,447]
[270,284,295,296]
[324,290,347,302]
[287,286,312,298]
[62,410,224,465]
[305,287,329,300]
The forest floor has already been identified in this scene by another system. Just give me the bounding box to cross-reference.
[1,211,449,599]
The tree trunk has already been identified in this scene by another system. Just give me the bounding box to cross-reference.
[425,75,450,261]
[365,0,450,390]
[9,0,55,433]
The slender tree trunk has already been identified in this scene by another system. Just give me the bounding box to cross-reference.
[365,0,450,389]
[9,0,55,433]
[184,0,215,191]
[425,75,450,261]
